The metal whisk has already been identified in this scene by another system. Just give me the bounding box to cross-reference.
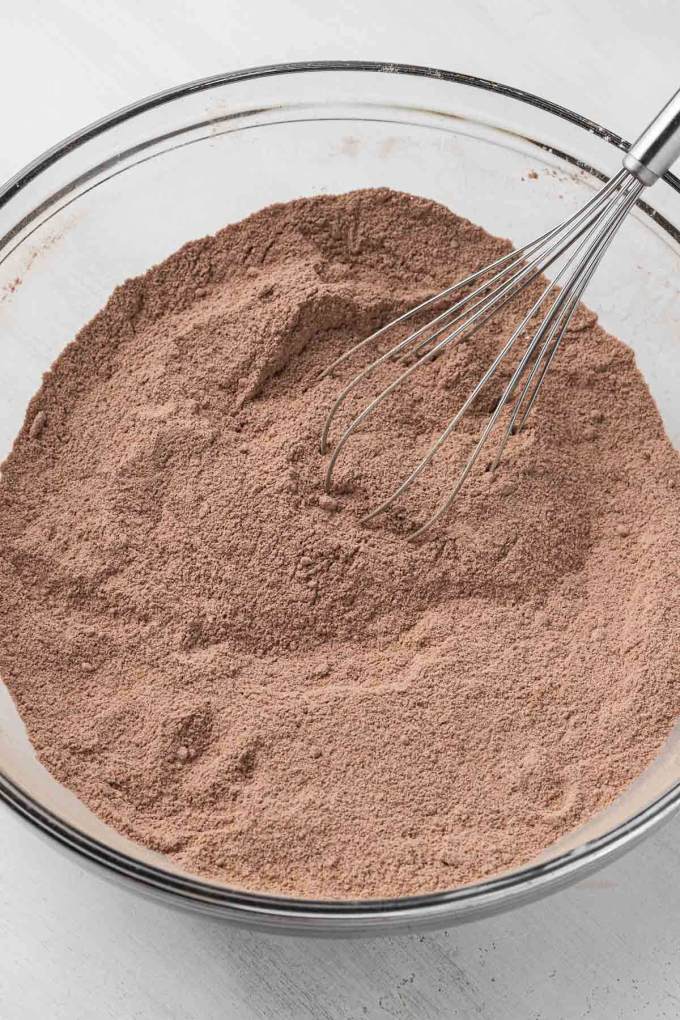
[320,88,680,539]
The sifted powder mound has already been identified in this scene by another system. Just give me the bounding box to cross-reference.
[1,188,679,899]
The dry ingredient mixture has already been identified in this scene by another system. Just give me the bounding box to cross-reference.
[1,188,679,899]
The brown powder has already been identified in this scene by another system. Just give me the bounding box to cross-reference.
[0,188,679,899]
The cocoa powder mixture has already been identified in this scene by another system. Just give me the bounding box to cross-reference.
[1,188,679,899]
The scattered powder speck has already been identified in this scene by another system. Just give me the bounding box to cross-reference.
[0,188,679,899]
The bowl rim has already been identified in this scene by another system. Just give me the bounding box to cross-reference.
[2,58,679,212]
[1,58,679,923]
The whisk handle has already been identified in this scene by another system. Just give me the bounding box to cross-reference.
[623,88,680,185]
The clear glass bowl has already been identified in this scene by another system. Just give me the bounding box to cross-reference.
[1,61,679,935]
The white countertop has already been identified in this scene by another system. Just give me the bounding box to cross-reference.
[2,2,680,1017]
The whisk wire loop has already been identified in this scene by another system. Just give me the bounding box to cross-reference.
[319,165,647,538]
[319,170,630,461]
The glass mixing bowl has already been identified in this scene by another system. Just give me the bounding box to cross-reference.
[1,61,679,935]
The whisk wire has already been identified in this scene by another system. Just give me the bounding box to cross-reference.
[405,177,643,539]
[320,171,630,465]
[320,168,645,538]
[360,197,623,528]
[510,179,643,438]
[319,169,628,389]
[492,175,644,467]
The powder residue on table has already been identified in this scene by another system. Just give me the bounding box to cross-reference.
[0,188,679,899]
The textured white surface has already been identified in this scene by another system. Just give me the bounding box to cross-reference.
[2,2,680,1017]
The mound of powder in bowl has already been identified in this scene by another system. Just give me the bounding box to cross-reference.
[1,188,679,899]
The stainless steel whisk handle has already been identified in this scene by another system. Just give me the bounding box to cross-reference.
[623,87,680,186]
